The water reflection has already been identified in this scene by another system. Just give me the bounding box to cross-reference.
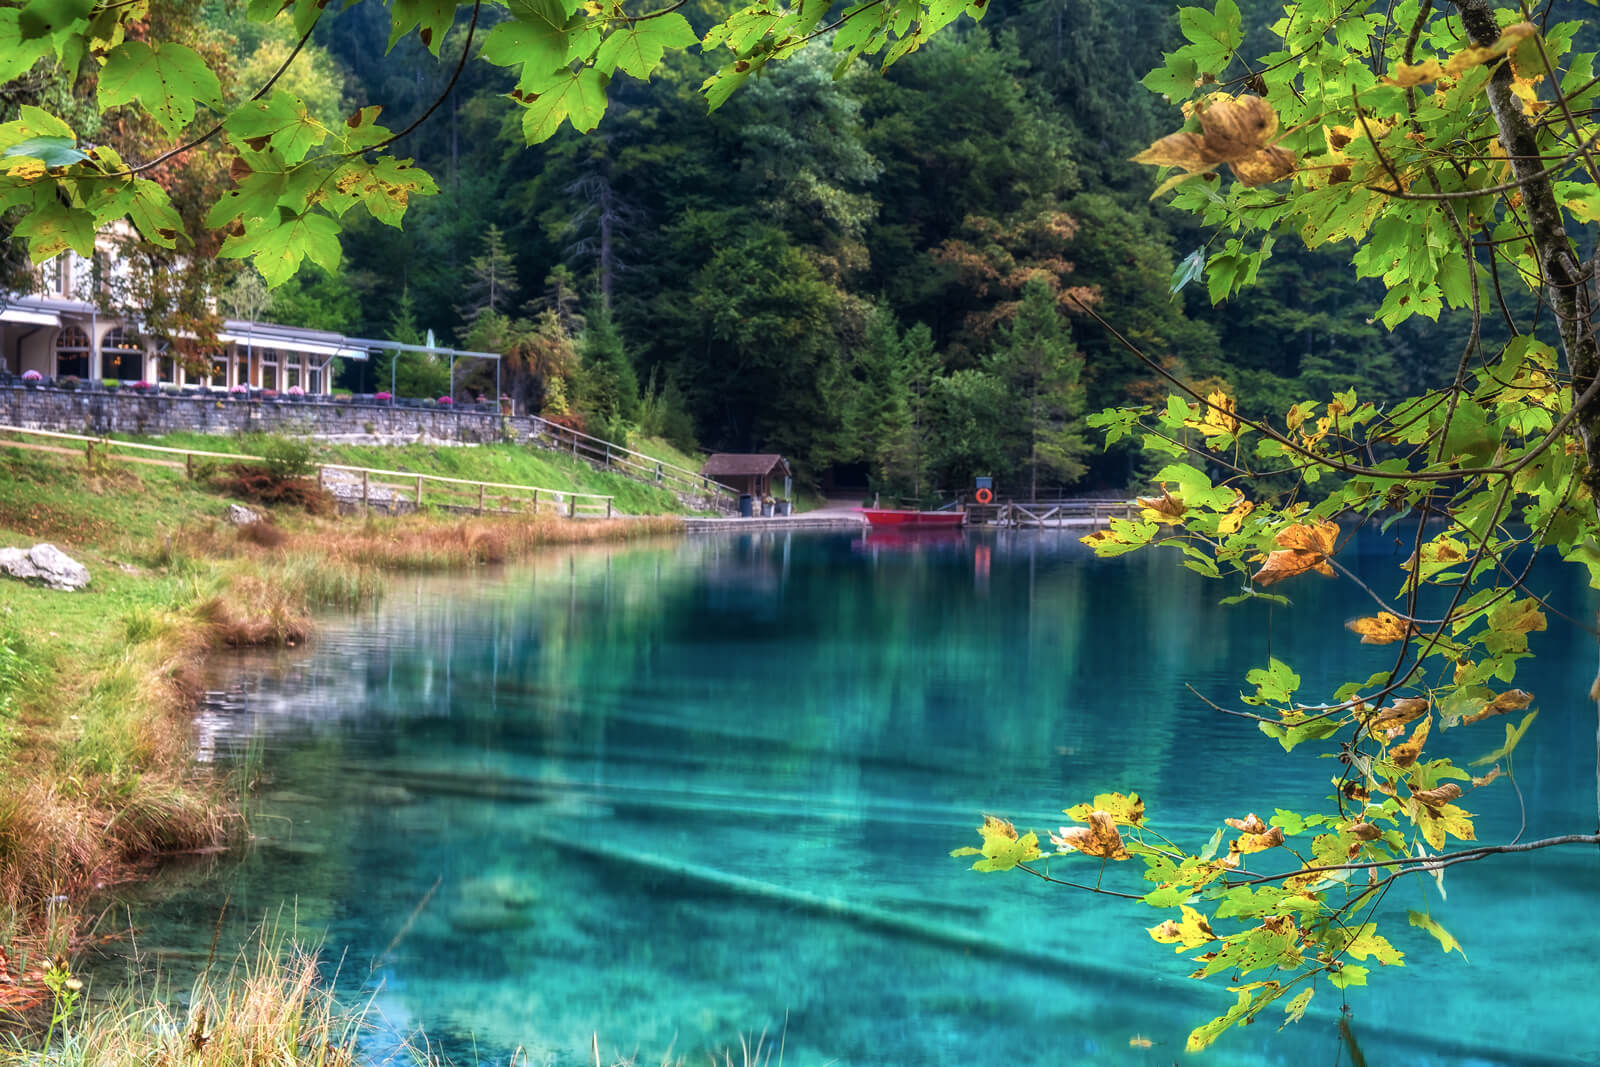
[101,531,1600,1066]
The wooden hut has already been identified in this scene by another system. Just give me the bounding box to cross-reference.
[701,453,792,500]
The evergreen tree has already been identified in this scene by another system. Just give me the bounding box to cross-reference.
[456,225,520,325]
[992,277,1089,496]
[376,287,450,398]
[577,307,639,443]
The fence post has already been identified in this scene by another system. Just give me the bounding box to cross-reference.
[478,483,485,514]
[656,463,662,483]
[568,494,576,518]
[606,498,613,518]
[361,469,369,511]
[415,474,423,508]
[533,487,539,512]
[604,443,610,467]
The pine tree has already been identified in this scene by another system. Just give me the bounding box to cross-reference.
[992,277,1088,497]
[377,286,450,398]
[577,307,638,443]
[456,225,519,325]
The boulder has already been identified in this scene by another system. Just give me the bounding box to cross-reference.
[0,543,90,591]
[225,504,262,525]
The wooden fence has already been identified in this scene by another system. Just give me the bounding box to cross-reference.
[529,420,737,507]
[0,426,615,518]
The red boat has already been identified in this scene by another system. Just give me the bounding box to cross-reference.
[859,507,966,528]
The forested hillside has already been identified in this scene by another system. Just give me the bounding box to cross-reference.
[3,0,1458,496]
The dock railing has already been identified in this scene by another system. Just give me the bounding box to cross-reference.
[0,426,615,518]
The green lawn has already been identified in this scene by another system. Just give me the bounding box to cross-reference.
[119,432,690,515]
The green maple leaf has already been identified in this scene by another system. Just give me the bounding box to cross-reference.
[328,106,394,153]
[1,136,85,170]
[388,0,458,55]
[224,90,328,164]
[98,41,223,137]
[205,151,322,228]
[519,67,609,144]
[220,208,342,287]
[14,197,96,262]
[16,0,93,41]
[595,13,698,79]
[949,814,1042,872]
[127,179,183,248]
[0,10,54,82]
[702,63,755,112]
[325,156,438,225]
[480,0,575,74]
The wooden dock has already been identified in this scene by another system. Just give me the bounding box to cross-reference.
[967,499,1134,529]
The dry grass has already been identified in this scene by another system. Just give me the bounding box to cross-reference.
[288,514,681,573]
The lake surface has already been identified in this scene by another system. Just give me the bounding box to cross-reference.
[95,529,1600,1066]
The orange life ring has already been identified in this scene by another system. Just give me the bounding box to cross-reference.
[975,487,994,504]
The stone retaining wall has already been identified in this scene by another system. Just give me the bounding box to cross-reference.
[0,384,539,444]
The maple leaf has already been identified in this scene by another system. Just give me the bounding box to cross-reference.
[1224,812,1267,834]
[949,814,1042,872]
[1064,791,1145,827]
[1410,783,1462,806]
[1252,520,1338,586]
[1347,821,1383,841]
[1050,810,1130,860]
[1409,910,1467,960]
[1280,988,1313,1030]
[1217,498,1254,536]
[1133,94,1296,187]
[1462,689,1533,725]
[1137,489,1186,523]
[1148,904,1217,950]
[1345,612,1415,645]
[1186,389,1240,436]
[1389,715,1430,768]
[1229,826,1285,855]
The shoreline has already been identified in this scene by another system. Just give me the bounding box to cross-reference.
[0,439,683,1037]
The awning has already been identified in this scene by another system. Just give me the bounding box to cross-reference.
[0,306,61,329]
[217,330,367,361]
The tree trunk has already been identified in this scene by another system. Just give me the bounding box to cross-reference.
[1452,0,1600,832]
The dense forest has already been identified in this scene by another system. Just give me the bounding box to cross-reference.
[2,0,1463,496]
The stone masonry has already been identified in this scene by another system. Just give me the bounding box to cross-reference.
[0,385,540,444]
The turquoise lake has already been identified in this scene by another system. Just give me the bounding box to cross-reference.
[96,528,1600,1065]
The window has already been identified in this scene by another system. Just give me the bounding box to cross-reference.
[101,328,143,381]
[156,348,178,384]
[210,355,230,387]
[284,358,300,391]
[55,325,90,379]
[307,365,323,395]
[260,348,278,391]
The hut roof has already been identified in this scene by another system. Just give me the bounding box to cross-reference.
[700,453,791,477]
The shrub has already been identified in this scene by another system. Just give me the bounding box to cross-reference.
[260,434,314,479]
[58,376,80,391]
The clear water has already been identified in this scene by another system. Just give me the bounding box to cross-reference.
[94,529,1600,1066]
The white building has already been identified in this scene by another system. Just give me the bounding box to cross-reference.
[1,247,367,393]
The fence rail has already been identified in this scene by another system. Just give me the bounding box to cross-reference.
[527,419,737,506]
[0,425,614,518]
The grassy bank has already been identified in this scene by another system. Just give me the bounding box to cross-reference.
[132,432,699,516]
[0,438,680,1053]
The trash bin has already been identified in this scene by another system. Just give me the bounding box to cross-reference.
[775,500,792,516]
[739,493,754,517]
[762,500,775,517]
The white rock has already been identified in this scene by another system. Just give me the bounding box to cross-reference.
[225,504,263,525]
[0,543,90,591]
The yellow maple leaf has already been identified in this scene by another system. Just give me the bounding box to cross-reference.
[1148,905,1217,950]
[1138,489,1186,523]
[1050,810,1130,860]
[1463,688,1533,725]
[1345,611,1415,645]
[1389,715,1430,768]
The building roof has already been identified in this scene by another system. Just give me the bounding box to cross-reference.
[701,453,791,478]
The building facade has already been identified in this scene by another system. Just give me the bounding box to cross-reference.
[0,247,365,392]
